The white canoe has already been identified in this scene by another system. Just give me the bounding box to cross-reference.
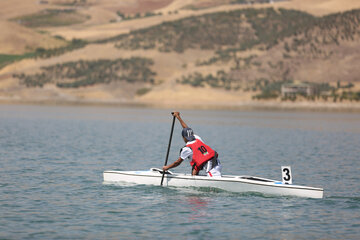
[103,168,323,199]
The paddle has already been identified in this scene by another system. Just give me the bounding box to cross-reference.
[161,113,176,186]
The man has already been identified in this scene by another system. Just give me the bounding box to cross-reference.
[163,112,222,177]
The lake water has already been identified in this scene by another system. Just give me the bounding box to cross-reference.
[0,105,359,239]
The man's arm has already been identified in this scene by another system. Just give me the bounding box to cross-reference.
[192,168,199,176]
[172,112,188,129]
[163,157,183,171]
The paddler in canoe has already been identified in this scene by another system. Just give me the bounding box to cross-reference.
[163,112,222,177]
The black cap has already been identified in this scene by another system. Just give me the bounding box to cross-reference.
[182,128,195,141]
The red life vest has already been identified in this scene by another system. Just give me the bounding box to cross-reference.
[186,139,215,172]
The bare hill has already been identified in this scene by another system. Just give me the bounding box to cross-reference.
[0,21,66,54]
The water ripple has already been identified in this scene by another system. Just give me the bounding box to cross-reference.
[0,105,359,239]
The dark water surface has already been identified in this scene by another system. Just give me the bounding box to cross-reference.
[0,105,359,239]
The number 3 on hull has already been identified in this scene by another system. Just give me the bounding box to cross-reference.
[281,166,292,184]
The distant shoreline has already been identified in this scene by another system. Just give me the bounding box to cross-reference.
[1,99,360,112]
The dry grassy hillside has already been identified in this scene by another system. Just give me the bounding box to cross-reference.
[2,0,360,51]
[2,0,359,52]
[280,0,360,16]
[0,0,68,54]
[1,0,360,109]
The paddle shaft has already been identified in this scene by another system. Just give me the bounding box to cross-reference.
[161,114,176,186]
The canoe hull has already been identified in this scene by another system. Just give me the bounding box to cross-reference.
[103,169,323,199]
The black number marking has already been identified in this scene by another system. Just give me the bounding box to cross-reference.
[283,168,291,181]
[198,146,207,154]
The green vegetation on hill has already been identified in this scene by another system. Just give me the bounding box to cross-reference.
[54,0,88,6]
[177,71,234,90]
[283,9,360,58]
[13,57,156,88]
[34,38,87,58]
[166,8,360,94]
[253,81,360,102]
[183,0,268,10]
[177,71,360,101]
[12,9,89,28]
[0,39,87,70]
[113,8,316,53]
[339,91,360,101]
[0,53,36,69]
[110,7,360,69]
[84,8,360,60]
[115,11,162,22]
[231,0,268,3]
[252,80,291,99]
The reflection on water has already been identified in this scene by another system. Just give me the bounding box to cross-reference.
[185,196,210,221]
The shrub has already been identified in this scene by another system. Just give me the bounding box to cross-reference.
[136,88,152,96]
[15,57,156,88]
